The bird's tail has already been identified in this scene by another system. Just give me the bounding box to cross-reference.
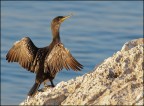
[28,82,40,97]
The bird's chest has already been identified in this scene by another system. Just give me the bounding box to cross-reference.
[36,49,48,63]
[32,49,48,70]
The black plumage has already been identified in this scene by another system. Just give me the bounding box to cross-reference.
[6,15,83,97]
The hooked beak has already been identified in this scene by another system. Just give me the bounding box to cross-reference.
[60,15,72,23]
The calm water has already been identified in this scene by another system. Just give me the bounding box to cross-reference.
[1,1,143,105]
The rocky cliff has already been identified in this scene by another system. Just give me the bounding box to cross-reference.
[20,38,143,105]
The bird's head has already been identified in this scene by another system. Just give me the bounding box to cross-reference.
[51,15,71,29]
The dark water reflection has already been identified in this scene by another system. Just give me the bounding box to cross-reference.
[1,1,143,105]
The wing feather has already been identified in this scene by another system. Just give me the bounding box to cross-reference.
[6,37,38,72]
[44,43,83,74]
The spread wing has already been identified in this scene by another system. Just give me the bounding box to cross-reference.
[6,37,38,72]
[44,43,83,74]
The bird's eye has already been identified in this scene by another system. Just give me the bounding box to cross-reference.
[58,18,61,21]
[58,18,62,23]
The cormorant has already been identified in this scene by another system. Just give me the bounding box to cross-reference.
[6,15,83,97]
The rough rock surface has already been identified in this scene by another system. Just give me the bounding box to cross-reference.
[20,38,143,105]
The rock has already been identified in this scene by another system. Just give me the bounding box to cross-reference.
[20,38,144,105]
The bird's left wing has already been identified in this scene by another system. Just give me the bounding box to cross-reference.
[6,37,38,72]
[44,43,83,73]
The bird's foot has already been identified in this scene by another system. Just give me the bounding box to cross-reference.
[44,85,55,89]
[44,84,55,88]
[51,84,55,87]
[38,85,53,92]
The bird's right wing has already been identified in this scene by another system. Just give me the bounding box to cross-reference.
[6,37,38,72]
[44,43,83,74]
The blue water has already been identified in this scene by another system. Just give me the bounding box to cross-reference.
[1,1,143,105]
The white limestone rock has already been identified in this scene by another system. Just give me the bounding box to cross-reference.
[20,38,144,105]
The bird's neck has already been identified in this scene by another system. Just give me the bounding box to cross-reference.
[51,25,61,43]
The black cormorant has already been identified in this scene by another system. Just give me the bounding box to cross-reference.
[6,15,83,97]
